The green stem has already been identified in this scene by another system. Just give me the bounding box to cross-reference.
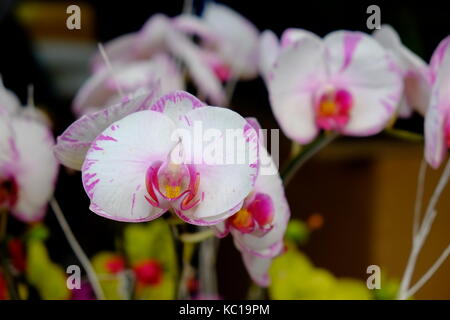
[179,229,215,243]
[281,132,339,186]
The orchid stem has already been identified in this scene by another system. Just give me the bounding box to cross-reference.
[398,158,450,299]
[49,197,105,300]
[406,242,450,298]
[98,43,125,99]
[413,159,427,239]
[179,229,215,243]
[199,236,219,298]
[281,132,338,186]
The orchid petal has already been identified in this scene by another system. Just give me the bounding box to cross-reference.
[81,110,177,222]
[258,30,280,84]
[430,35,450,83]
[231,147,289,257]
[242,252,271,287]
[269,35,325,144]
[7,118,58,222]
[373,25,430,116]
[166,29,226,105]
[55,92,158,170]
[172,14,220,44]
[149,91,206,123]
[280,28,321,48]
[203,3,260,79]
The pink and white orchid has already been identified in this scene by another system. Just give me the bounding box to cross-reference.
[0,88,58,222]
[267,30,403,144]
[73,54,183,116]
[91,14,226,105]
[174,2,260,81]
[373,25,430,117]
[425,36,450,169]
[77,91,258,225]
[213,118,289,286]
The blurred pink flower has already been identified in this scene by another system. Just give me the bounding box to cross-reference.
[0,91,58,222]
[174,3,260,81]
[91,14,226,105]
[425,36,450,168]
[73,54,184,117]
[373,25,431,117]
[267,30,403,144]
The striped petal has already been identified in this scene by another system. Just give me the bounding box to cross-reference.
[81,110,177,222]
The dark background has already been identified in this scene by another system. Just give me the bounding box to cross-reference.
[1,0,449,299]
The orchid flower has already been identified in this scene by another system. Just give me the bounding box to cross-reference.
[73,54,183,116]
[0,115,58,222]
[91,14,226,105]
[424,36,450,169]
[55,90,159,170]
[373,25,430,117]
[266,30,403,144]
[76,91,258,225]
[213,118,289,286]
[173,2,260,81]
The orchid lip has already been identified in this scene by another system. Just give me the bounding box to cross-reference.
[228,192,275,234]
[145,159,202,212]
[314,87,353,131]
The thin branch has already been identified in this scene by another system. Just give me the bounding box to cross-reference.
[98,43,125,98]
[413,159,427,239]
[179,229,215,243]
[406,242,450,298]
[398,158,450,299]
[50,197,105,300]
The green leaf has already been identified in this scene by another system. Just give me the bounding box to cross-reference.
[124,220,178,278]
[329,278,372,300]
[26,239,70,300]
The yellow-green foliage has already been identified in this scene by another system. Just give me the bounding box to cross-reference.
[123,219,178,300]
[92,219,178,300]
[269,245,372,300]
[26,239,70,300]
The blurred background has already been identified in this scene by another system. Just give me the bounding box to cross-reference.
[1,0,450,299]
